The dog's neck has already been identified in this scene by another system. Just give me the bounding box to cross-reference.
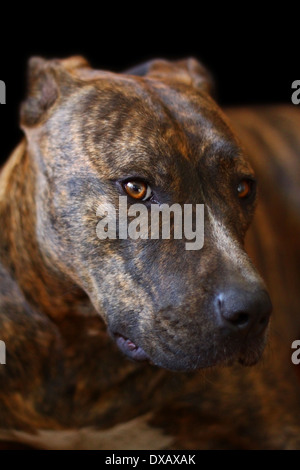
[0,140,89,320]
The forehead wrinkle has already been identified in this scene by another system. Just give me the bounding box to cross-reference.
[201,138,241,165]
[194,131,255,178]
[80,81,194,187]
[133,79,195,163]
[145,81,244,168]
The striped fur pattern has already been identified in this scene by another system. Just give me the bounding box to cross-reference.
[0,57,299,449]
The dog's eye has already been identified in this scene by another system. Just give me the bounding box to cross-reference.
[123,180,152,201]
[237,179,254,200]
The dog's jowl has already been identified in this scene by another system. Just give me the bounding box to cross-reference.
[0,56,299,450]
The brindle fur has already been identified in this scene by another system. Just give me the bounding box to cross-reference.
[0,57,299,449]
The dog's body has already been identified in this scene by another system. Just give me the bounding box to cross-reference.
[0,57,300,449]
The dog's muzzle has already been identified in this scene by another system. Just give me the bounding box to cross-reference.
[108,285,272,371]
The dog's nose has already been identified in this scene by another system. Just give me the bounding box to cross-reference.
[216,287,272,337]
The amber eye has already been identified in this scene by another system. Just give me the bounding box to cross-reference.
[237,179,253,199]
[123,180,152,200]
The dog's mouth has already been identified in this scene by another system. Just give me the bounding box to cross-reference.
[111,330,267,369]
[110,320,268,370]
[114,333,150,362]
[112,332,265,369]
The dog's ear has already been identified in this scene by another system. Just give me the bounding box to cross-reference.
[20,56,91,127]
[125,58,214,95]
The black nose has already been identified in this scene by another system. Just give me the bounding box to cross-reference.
[216,287,272,337]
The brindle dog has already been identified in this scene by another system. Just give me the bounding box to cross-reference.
[0,56,299,449]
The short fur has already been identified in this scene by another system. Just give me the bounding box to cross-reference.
[0,56,299,449]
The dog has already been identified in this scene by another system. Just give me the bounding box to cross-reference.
[0,56,299,449]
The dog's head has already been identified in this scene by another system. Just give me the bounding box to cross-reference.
[21,56,272,371]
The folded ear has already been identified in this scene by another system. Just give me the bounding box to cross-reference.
[20,56,91,127]
[125,57,214,95]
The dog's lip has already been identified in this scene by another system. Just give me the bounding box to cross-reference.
[113,333,150,362]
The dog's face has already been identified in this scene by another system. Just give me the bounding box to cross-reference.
[21,57,272,371]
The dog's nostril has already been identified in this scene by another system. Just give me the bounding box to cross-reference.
[228,311,250,327]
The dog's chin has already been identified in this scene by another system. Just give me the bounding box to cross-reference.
[237,337,268,367]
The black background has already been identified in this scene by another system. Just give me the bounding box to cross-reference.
[0,10,298,165]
